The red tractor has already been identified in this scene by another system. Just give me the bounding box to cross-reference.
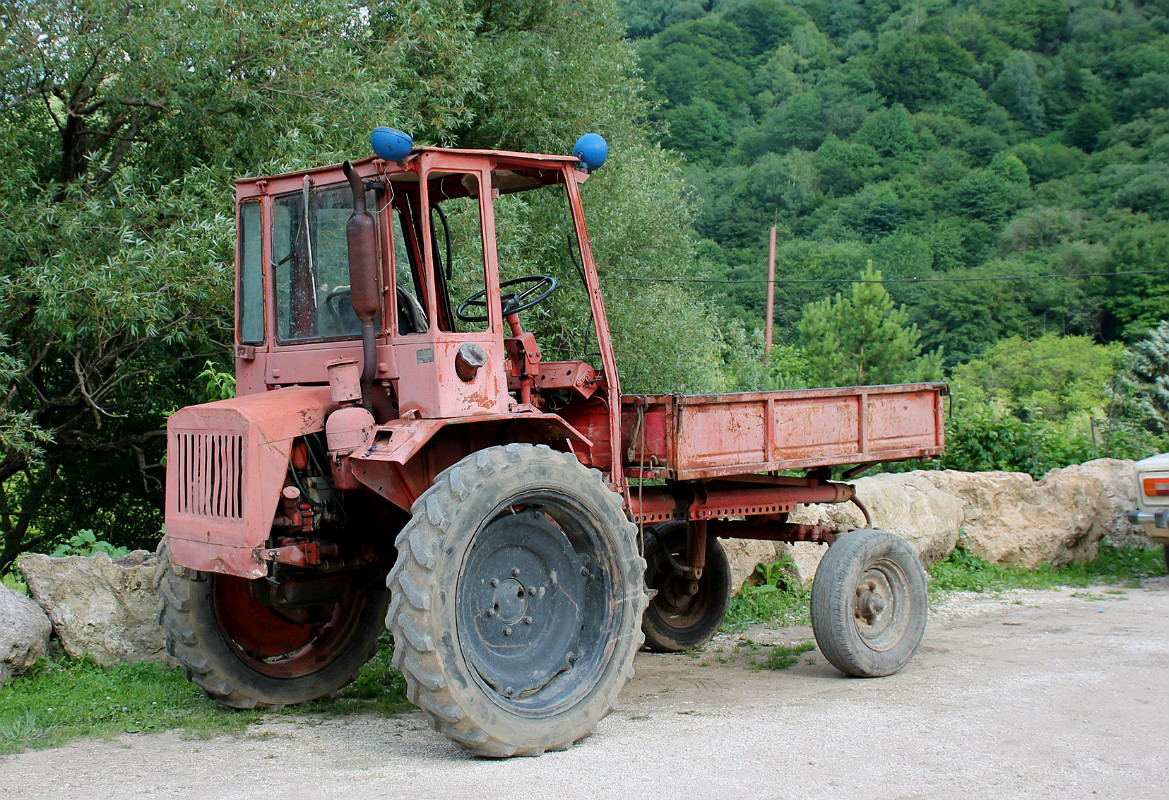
[159,130,945,756]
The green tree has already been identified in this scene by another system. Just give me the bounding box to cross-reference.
[0,0,429,568]
[799,263,943,387]
[990,50,1045,132]
[664,99,733,162]
[1103,219,1169,340]
[1118,320,1169,434]
[950,168,1019,227]
[950,334,1124,420]
[1118,73,1169,122]
[1064,102,1113,152]
[869,38,945,111]
[855,105,921,159]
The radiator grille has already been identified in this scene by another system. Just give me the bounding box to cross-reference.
[174,432,244,521]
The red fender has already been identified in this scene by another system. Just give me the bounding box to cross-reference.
[348,412,592,511]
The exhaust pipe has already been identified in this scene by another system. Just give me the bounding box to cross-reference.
[343,161,379,413]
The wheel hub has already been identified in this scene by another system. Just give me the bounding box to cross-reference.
[457,509,587,697]
[491,578,528,624]
[852,560,907,651]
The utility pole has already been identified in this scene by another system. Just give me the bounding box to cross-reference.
[764,225,776,363]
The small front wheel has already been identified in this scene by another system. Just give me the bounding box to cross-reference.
[810,529,927,678]
[641,521,731,652]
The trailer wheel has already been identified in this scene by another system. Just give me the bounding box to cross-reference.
[386,444,647,757]
[810,529,927,678]
[641,521,731,652]
[156,542,389,709]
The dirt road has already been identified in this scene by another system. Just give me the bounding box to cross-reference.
[5,579,1168,800]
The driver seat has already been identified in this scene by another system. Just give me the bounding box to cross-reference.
[396,286,428,335]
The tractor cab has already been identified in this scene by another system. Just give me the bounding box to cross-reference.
[232,136,616,424]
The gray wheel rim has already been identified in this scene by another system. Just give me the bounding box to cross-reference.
[852,558,911,652]
[455,491,618,717]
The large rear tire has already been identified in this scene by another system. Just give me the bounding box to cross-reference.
[156,542,389,709]
[641,521,731,652]
[810,528,927,678]
[386,444,647,757]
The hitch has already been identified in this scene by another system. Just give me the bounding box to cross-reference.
[255,538,339,567]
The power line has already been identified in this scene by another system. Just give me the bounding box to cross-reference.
[607,269,1168,285]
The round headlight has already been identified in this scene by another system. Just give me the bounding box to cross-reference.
[573,133,608,172]
[371,127,414,162]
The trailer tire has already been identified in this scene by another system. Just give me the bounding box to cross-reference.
[810,529,927,678]
[156,541,389,709]
[641,521,731,652]
[386,444,647,757]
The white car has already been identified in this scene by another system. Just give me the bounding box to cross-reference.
[1128,453,1169,570]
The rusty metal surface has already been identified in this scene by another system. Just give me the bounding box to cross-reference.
[621,383,946,481]
[709,518,838,544]
[628,481,855,525]
[164,385,335,578]
[347,411,592,511]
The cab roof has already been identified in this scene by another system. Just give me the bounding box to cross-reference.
[235,148,583,187]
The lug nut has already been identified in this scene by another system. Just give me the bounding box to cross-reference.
[490,578,499,587]
[503,626,512,636]
[486,609,496,618]
[511,568,520,577]
[523,616,533,625]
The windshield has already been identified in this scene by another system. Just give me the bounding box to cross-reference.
[272,182,381,342]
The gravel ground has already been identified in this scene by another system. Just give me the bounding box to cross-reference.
[4,578,1168,800]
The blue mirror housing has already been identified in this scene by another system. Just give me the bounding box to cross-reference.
[573,133,608,172]
[371,127,413,162]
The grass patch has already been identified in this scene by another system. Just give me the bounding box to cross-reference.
[299,633,410,717]
[750,641,816,671]
[927,542,1167,596]
[722,558,811,633]
[0,634,410,756]
[0,657,260,755]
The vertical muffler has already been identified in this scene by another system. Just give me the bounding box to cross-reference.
[343,161,379,413]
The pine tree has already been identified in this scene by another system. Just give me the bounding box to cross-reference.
[798,262,943,387]
[1119,320,1169,434]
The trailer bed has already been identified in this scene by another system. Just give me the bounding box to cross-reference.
[621,383,946,481]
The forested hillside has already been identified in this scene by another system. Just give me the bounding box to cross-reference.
[624,0,1169,364]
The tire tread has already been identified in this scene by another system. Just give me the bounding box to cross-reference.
[386,443,646,757]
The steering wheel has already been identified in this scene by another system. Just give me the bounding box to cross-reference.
[456,275,558,323]
[323,286,358,333]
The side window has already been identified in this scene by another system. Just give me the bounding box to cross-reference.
[430,173,488,333]
[491,175,592,362]
[272,183,381,342]
[238,201,264,344]
[393,207,428,335]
